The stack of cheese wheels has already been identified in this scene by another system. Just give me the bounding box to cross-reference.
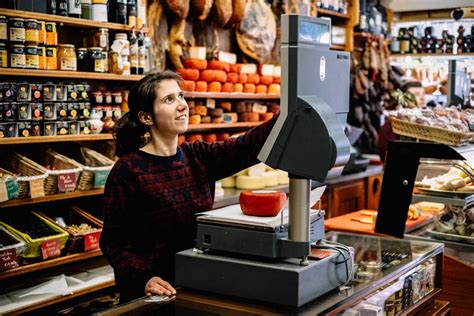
[218,163,289,190]
[177,47,280,95]
[186,132,231,143]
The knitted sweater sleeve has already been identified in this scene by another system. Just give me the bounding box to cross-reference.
[99,160,154,296]
[190,114,278,182]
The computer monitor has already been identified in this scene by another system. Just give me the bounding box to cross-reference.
[447,60,472,108]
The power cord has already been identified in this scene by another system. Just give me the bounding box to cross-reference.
[312,239,354,286]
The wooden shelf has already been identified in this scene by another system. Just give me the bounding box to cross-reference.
[0,134,113,145]
[0,8,147,32]
[0,249,103,281]
[184,92,280,100]
[390,53,474,58]
[405,288,442,315]
[0,189,104,209]
[3,279,115,315]
[331,44,346,51]
[317,8,350,20]
[188,122,262,132]
[0,68,144,81]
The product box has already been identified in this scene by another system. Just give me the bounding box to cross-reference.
[1,83,17,102]
[31,103,43,121]
[78,102,91,119]
[17,121,32,137]
[18,103,31,120]
[55,84,67,102]
[68,103,79,120]
[56,121,69,135]
[43,83,56,101]
[43,103,57,120]
[3,103,18,121]
[17,83,31,101]
[31,121,42,136]
[57,103,68,120]
[43,121,56,136]
[68,120,79,135]
[79,120,92,135]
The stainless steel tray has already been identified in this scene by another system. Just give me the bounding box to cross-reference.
[416,187,474,198]
[426,229,474,245]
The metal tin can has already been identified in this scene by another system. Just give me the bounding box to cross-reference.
[10,44,26,68]
[46,46,58,70]
[25,19,39,45]
[25,45,39,69]
[0,43,7,68]
[0,16,7,41]
[9,18,25,44]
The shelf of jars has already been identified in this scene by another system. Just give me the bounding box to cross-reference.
[187,122,262,132]
[0,188,104,209]
[183,92,280,100]
[0,248,103,281]
[0,68,144,81]
[0,8,148,32]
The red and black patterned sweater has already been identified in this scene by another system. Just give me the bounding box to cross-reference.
[100,116,277,301]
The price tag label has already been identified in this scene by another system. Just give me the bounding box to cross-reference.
[41,238,61,260]
[0,248,19,271]
[206,98,216,109]
[94,170,110,188]
[0,182,8,202]
[84,231,101,251]
[29,178,45,198]
[58,172,77,193]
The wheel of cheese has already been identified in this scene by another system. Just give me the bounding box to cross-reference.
[234,168,248,176]
[235,175,266,190]
[201,116,211,123]
[223,112,238,123]
[199,69,216,82]
[208,107,224,117]
[268,83,280,95]
[214,70,227,83]
[211,116,224,123]
[207,81,222,92]
[189,114,202,124]
[273,76,280,84]
[221,176,236,188]
[183,80,196,91]
[178,134,186,145]
[248,74,260,85]
[195,105,208,116]
[256,84,267,94]
[222,82,234,92]
[239,190,287,216]
[238,112,259,122]
[187,134,203,143]
[219,101,232,112]
[248,163,266,176]
[195,81,208,92]
[203,133,217,142]
[243,83,256,93]
[233,102,246,113]
[226,72,239,83]
[183,58,208,70]
[216,132,230,141]
[276,170,289,185]
[177,68,200,81]
[259,112,274,121]
[233,83,244,92]
[259,76,273,85]
[262,171,279,187]
[208,60,231,72]
[238,73,248,84]
[230,63,242,73]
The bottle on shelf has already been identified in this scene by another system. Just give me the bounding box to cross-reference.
[129,29,138,74]
[356,0,367,32]
[137,30,145,75]
[58,0,68,16]
[108,0,128,25]
[68,0,82,18]
[80,0,92,19]
[127,0,137,28]
[399,28,410,54]
[48,0,58,14]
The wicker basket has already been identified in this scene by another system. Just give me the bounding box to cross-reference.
[57,147,115,191]
[390,117,471,147]
[0,168,18,202]
[0,211,69,259]
[0,151,49,199]
[22,148,83,195]
[38,206,102,254]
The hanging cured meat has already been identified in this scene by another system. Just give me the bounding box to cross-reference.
[164,0,190,18]
[148,0,168,71]
[191,0,213,20]
[214,0,233,26]
[236,0,276,63]
[193,20,220,59]
[225,0,247,27]
[169,19,195,69]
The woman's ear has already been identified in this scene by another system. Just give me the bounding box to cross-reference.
[138,111,153,126]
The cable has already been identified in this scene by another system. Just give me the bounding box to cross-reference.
[311,239,354,286]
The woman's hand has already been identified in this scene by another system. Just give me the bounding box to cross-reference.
[145,276,177,296]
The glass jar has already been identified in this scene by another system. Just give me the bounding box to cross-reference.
[87,47,105,72]
[25,45,39,69]
[390,37,400,53]
[0,16,7,42]
[92,0,108,22]
[114,33,129,56]
[93,28,109,51]
[10,44,26,68]
[38,46,46,70]
[68,0,82,18]
[109,50,123,74]
[38,21,47,45]
[102,50,108,72]
[9,18,26,44]
[46,46,58,70]
[58,44,77,71]
[25,19,39,45]
[81,0,92,19]
[77,48,87,71]
[46,22,58,46]
[0,43,7,68]
[112,91,122,105]
[122,55,130,75]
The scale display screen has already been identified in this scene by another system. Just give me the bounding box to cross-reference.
[298,20,330,44]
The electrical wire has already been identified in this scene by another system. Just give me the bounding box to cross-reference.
[312,239,354,286]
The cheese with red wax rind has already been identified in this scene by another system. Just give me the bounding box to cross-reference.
[239,190,287,217]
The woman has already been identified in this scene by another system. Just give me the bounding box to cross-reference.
[99,71,278,302]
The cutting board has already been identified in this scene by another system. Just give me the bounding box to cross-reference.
[324,210,430,235]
